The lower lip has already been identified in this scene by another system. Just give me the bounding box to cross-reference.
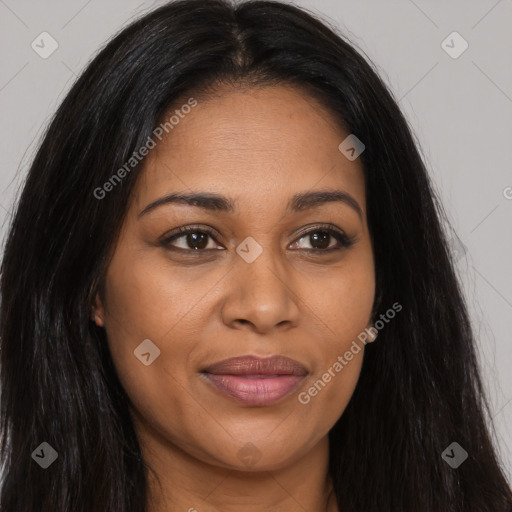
[201,373,306,406]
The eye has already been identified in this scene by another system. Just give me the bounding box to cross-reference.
[160,223,355,254]
[289,224,355,252]
[160,226,223,251]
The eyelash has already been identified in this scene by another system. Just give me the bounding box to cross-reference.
[159,223,355,254]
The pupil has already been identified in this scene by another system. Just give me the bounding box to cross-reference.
[188,232,208,250]
[311,231,330,249]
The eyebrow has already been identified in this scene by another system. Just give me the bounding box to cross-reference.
[138,189,363,220]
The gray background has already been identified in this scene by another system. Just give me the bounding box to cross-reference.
[1,0,511,481]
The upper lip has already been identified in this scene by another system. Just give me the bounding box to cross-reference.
[202,355,308,376]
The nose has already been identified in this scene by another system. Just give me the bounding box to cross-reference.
[220,244,301,334]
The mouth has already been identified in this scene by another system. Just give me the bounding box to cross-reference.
[200,355,308,406]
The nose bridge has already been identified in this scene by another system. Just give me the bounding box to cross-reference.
[223,237,299,332]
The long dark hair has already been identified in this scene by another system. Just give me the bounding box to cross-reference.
[1,1,510,510]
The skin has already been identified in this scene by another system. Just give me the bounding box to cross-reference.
[93,84,375,512]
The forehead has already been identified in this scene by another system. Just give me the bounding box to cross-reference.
[134,84,366,215]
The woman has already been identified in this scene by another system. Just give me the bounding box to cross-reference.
[1,1,510,511]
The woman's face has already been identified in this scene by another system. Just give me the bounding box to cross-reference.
[95,84,375,471]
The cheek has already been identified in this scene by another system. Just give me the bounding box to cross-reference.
[101,252,202,343]
[298,353,363,424]
[101,276,199,449]
[296,318,367,430]
[295,255,374,420]
[303,248,375,335]
[99,252,214,439]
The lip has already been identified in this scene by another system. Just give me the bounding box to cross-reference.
[200,355,308,406]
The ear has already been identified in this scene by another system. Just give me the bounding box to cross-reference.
[91,292,105,327]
